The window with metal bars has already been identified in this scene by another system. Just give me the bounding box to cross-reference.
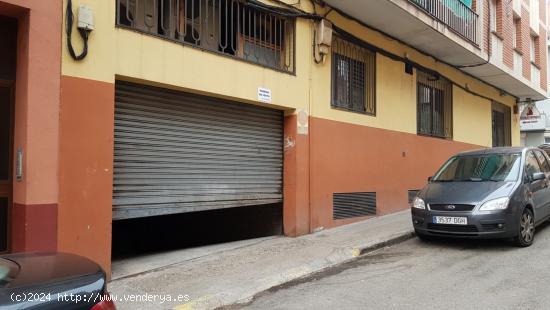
[331,36,376,115]
[416,70,452,139]
[116,0,295,73]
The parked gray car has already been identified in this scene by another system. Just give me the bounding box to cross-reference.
[411,147,550,247]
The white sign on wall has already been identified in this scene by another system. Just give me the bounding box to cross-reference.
[520,104,546,131]
[297,109,309,135]
[258,87,272,103]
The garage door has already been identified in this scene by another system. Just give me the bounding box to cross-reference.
[113,82,283,220]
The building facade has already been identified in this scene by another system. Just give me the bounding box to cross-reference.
[521,0,550,146]
[0,0,547,275]
[0,1,62,255]
[520,101,550,146]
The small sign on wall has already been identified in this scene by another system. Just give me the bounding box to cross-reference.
[258,87,272,103]
[297,109,309,135]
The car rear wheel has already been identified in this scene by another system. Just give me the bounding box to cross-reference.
[514,208,535,247]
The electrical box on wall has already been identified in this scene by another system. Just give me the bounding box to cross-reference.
[77,4,94,30]
[315,19,333,55]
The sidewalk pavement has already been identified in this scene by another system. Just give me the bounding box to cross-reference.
[109,209,414,310]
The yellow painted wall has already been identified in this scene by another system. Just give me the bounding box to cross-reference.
[311,53,417,135]
[62,0,520,146]
[306,7,520,146]
[452,86,492,146]
[114,19,310,112]
[62,0,116,83]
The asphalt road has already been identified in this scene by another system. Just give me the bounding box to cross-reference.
[235,221,550,310]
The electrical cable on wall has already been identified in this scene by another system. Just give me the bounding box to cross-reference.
[66,0,93,61]
[308,0,515,100]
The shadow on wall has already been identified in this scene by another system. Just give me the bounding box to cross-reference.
[111,203,283,259]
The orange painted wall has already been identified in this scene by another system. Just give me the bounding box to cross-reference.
[309,117,483,230]
[283,114,310,236]
[2,0,62,205]
[0,0,62,252]
[58,76,114,275]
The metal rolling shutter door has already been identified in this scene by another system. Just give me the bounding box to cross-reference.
[113,82,283,220]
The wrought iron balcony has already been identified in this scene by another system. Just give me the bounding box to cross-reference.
[409,0,479,45]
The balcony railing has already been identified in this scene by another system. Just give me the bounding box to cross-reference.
[409,0,479,45]
[116,0,295,73]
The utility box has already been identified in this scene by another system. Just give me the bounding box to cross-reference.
[77,4,95,30]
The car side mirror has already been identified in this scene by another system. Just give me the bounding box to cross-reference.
[427,176,433,182]
[532,172,546,182]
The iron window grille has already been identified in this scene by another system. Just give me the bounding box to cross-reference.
[116,0,295,73]
[416,70,453,139]
[331,36,376,115]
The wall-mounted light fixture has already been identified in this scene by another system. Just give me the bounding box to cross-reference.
[314,19,333,64]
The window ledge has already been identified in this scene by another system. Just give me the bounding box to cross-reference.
[531,61,541,70]
[491,30,504,40]
[330,106,376,117]
[417,132,452,140]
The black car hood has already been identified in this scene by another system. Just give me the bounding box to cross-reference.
[422,181,516,205]
[2,252,103,289]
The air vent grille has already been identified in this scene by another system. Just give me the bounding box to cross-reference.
[333,192,376,220]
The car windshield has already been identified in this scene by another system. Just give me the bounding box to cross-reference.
[433,153,521,182]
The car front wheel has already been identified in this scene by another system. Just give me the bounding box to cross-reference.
[515,208,535,247]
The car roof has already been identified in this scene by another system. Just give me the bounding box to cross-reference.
[456,147,528,156]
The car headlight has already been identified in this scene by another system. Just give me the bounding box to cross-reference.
[479,197,510,211]
[412,197,426,209]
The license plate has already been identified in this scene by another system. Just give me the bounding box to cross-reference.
[433,216,468,225]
